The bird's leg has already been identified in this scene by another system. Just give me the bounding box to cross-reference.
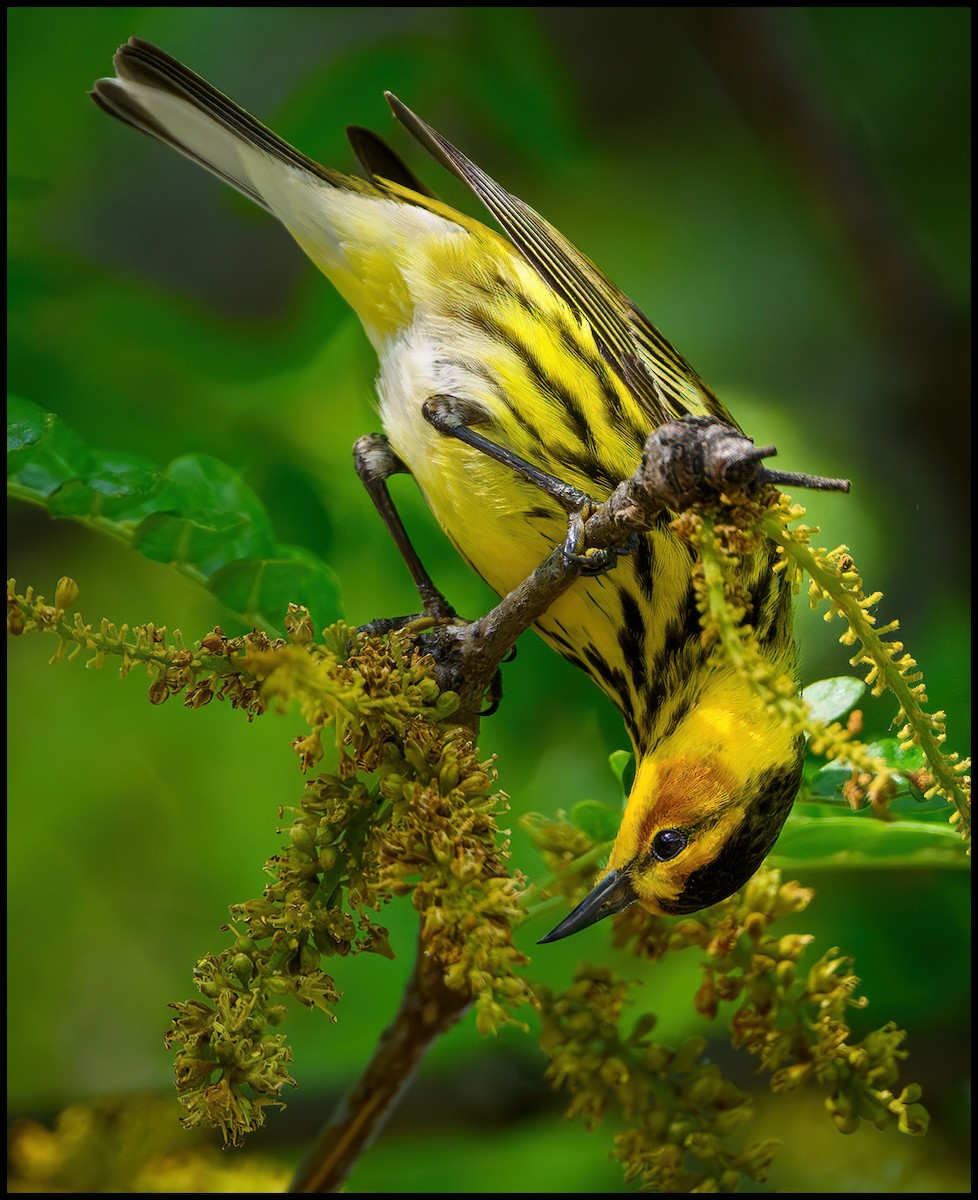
[422,395,636,577]
[352,434,456,624]
[353,433,513,718]
[374,412,850,731]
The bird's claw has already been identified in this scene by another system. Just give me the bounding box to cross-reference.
[561,509,640,577]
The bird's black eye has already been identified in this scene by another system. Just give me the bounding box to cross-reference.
[652,829,687,861]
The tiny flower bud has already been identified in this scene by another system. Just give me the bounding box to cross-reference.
[775,960,796,988]
[743,911,769,941]
[231,953,254,984]
[712,1104,753,1137]
[897,1102,929,1136]
[199,629,227,654]
[55,577,79,611]
[289,823,316,857]
[826,1090,859,1134]
[731,1137,778,1178]
[318,846,339,871]
[285,604,315,646]
[694,971,718,1020]
[777,933,813,961]
[770,1061,812,1091]
[685,1066,722,1107]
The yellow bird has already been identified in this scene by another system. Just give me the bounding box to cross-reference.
[93,39,808,942]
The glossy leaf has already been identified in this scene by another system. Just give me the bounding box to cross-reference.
[7,397,342,631]
[807,761,854,802]
[607,749,635,801]
[570,800,621,843]
[807,735,944,812]
[770,813,966,869]
[802,676,867,726]
[209,553,341,632]
[7,395,96,497]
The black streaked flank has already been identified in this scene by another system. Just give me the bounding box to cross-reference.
[635,581,710,750]
[617,587,648,698]
[485,306,613,481]
[557,449,620,496]
[523,503,559,523]
[461,306,547,446]
[554,320,625,411]
[536,615,576,656]
[651,673,703,747]
[753,545,792,650]
[581,642,635,738]
[651,582,703,679]
[484,279,651,460]
[630,535,656,607]
[440,350,508,396]
[516,335,596,456]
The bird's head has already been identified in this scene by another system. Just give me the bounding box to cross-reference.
[539,729,804,944]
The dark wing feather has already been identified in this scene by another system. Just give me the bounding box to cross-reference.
[346,125,438,198]
[385,93,731,429]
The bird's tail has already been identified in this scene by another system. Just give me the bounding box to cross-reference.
[90,39,368,212]
[91,39,457,339]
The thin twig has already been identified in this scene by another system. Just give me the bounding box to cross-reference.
[417,416,847,726]
[288,932,472,1193]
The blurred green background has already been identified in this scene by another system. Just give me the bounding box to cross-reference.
[7,7,970,1193]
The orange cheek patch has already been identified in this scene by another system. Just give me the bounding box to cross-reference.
[637,756,739,844]
[610,754,740,874]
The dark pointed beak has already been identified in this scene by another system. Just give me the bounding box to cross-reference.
[537,868,637,944]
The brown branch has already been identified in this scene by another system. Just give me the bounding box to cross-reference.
[288,932,472,1193]
[416,417,846,725]
[289,417,845,1191]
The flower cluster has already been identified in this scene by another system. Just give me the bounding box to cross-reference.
[7,577,268,717]
[7,575,945,1187]
[161,622,533,1142]
[8,580,531,1145]
[535,965,776,1192]
[759,502,969,837]
[523,804,931,1192]
[614,867,929,1138]
[676,500,971,842]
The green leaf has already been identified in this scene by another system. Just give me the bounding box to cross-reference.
[131,454,276,578]
[807,761,853,802]
[806,737,944,813]
[6,394,48,453]
[863,737,925,772]
[770,813,967,869]
[861,738,946,812]
[209,552,342,630]
[608,749,635,800]
[45,461,169,521]
[7,397,343,631]
[7,396,96,497]
[570,800,620,843]
[802,676,867,725]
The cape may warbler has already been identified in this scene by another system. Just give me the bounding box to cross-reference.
[93,40,806,942]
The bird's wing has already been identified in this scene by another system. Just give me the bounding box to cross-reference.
[386,94,732,429]
[346,125,438,198]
